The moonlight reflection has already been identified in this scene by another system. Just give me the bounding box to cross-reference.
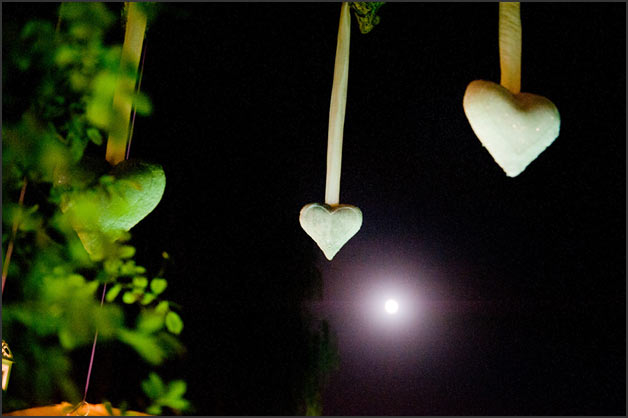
[385,299,399,314]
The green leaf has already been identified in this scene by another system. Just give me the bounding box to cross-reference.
[133,276,148,289]
[165,311,183,335]
[61,2,114,27]
[58,327,79,350]
[120,260,145,276]
[66,273,82,285]
[117,329,166,365]
[150,278,167,295]
[132,92,152,115]
[99,174,115,187]
[10,308,58,336]
[141,373,191,414]
[137,311,165,334]
[18,207,43,232]
[146,405,162,415]
[86,128,103,146]
[103,401,114,416]
[140,293,156,305]
[118,245,136,259]
[162,397,190,412]
[105,284,122,302]
[149,372,165,394]
[122,291,136,304]
[142,372,164,400]
[55,45,79,67]
[119,261,135,276]
[103,258,122,275]
[350,2,385,34]
[85,71,117,128]
[166,380,187,399]
[155,300,169,314]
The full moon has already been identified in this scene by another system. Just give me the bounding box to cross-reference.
[384,299,399,314]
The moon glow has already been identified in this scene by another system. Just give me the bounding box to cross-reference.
[385,299,399,315]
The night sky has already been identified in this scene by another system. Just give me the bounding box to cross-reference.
[5,2,627,416]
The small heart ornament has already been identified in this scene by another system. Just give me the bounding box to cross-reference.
[463,80,560,177]
[299,203,362,260]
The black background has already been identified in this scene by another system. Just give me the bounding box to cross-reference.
[4,2,626,415]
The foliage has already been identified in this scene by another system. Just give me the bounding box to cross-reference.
[350,2,385,34]
[2,3,188,413]
[141,372,191,415]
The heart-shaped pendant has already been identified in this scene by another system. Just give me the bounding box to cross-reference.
[299,203,362,260]
[463,79,560,177]
[61,159,166,258]
[102,159,166,232]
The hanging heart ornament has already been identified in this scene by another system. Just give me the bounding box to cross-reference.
[463,80,560,178]
[61,159,166,258]
[299,203,362,260]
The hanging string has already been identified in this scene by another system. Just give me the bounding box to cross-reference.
[73,35,148,416]
[126,42,148,160]
[2,177,28,295]
[81,282,107,402]
[64,280,109,416]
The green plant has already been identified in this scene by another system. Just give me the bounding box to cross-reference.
[350,2,385,34]
[141,372,191,415]
[2,2,188,413]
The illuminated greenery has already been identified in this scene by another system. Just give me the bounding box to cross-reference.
[350,2,385,34]
[4,3,341,415]
[141,372,190,415]
[2,3,188,413]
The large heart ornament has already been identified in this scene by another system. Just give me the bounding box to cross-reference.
[463,80,560,177]
[99,159,166,232]
[299,203,362,260]
[61,159,166,258]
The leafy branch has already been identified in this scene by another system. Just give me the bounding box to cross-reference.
[350,2,385,34]
[2,3,188,413]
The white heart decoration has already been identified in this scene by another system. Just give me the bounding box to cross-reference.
[463,79,560,177]
[299,203,362,260]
